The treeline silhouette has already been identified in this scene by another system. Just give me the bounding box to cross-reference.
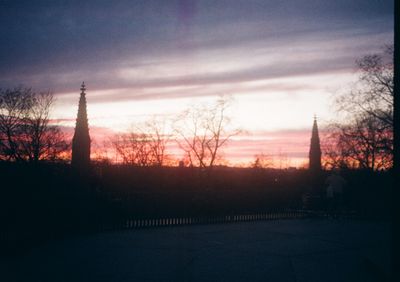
[0,162,392,255]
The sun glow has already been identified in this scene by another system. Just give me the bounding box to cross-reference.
[50,70,357,167]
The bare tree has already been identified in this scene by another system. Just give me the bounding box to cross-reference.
[174,104,207,167]
[0,87,68,162]
[324,114,392,170]
[91,139,113,164]
[321,131,349,170]
[336,45,393,129]
[174,97,240,168]
[22,92,69,162]
[112,132,148,165]
[144,117,170,166]
[111,118,170,166]
[0,87,31,161]
[326,45,393,170]
[252,153,273,169]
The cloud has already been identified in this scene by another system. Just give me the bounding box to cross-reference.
[1,1,392,166]
[8,27,390,106]
[0,1,393,98]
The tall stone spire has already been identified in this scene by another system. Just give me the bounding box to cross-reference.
[309,115,321,171]
[71,82,91,168]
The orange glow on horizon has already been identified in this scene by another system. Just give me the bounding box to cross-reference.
[88,129,311,169]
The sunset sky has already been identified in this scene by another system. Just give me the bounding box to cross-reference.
[0,1,393,166]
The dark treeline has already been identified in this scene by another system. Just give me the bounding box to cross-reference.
[0,162,392,255]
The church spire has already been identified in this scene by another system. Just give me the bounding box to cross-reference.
[309,115,321,171]
[71,82,91,168]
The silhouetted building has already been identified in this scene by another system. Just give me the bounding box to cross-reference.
[71,82,91,168]
[309,115,321,171]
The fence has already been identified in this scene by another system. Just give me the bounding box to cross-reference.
[99,209,361,231]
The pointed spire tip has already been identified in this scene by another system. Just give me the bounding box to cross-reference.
[80,81,86,94]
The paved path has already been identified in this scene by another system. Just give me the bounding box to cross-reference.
[2,219,391,282]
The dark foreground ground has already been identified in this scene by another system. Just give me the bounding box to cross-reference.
[1,219,391,282]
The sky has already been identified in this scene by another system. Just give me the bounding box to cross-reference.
[0,0,394,166]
